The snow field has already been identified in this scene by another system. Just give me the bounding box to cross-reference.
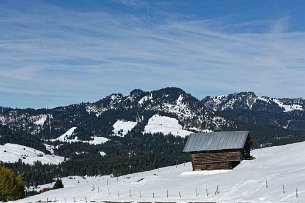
[50,127,109,145]
[50,127,78,142]
[0,143,64,165]
[112,115,193,138]
[33,115,48,126]
[16,141,305,202]
[112,120,137,137]
[144,114,192,137]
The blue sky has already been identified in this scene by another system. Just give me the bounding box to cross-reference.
[1,0,305,108]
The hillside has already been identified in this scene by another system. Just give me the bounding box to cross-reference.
[0,143,64,165]
[2,87,305,186]
[17,141,305,203]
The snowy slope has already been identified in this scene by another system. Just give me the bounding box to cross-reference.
[0,143,64,165]
[33,114,48,126]
[50,127,78,142]
[112,120,137,137]
[16,141,305,202]
[50,127,109,145]
[144,114,192,137]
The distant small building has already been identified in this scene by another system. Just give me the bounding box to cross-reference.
[183,131,253,171]
[41,188,51,193]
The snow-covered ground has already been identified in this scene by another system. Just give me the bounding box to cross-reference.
[112,120,137,137]
[17,141,305,202]
[50,127,78,142]
[86,137,109,145]
[33,115,48,126]
[50,127,109,145]
[0,143,64,165]
[144,114,192,137]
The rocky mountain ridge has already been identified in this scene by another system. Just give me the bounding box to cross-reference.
[2,87,305,186]
[1,87,305,154]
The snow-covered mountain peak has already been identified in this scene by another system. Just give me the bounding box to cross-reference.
[203,92,305,113]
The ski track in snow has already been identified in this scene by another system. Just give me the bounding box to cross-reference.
[16,141,305,202]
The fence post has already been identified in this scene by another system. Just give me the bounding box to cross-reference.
[283,184,285,194]
[296,187,298,198]
[153,192,155,198]
[179,192,181,198]
[215,185,220,195]
[206,188,209,197]
[266,180,268,188]
[167,189,169,198]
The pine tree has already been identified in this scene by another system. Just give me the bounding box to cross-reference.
[53,179,64,189]
[0,165,25,201]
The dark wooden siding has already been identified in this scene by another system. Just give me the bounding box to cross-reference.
[191,150,242,170]
[192,161,236,171]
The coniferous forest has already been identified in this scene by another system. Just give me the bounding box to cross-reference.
[4,132,189,187]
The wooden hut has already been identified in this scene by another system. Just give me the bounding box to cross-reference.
[183,131,253,171]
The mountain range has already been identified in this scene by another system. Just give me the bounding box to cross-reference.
[1,87,305,186]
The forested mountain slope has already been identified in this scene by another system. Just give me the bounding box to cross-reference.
[1,87,305,186]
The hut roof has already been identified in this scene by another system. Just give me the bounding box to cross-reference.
[183,131,250,152]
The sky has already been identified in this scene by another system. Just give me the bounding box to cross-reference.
[1,0,305,108]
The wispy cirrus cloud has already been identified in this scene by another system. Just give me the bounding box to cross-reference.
[1,0,305,108]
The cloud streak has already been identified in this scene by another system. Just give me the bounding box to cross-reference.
[1,1,305,108]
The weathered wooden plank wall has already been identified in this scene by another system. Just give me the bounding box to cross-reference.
[191,150,242,170]
[192,161,234,170]
[191,150,242,162]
